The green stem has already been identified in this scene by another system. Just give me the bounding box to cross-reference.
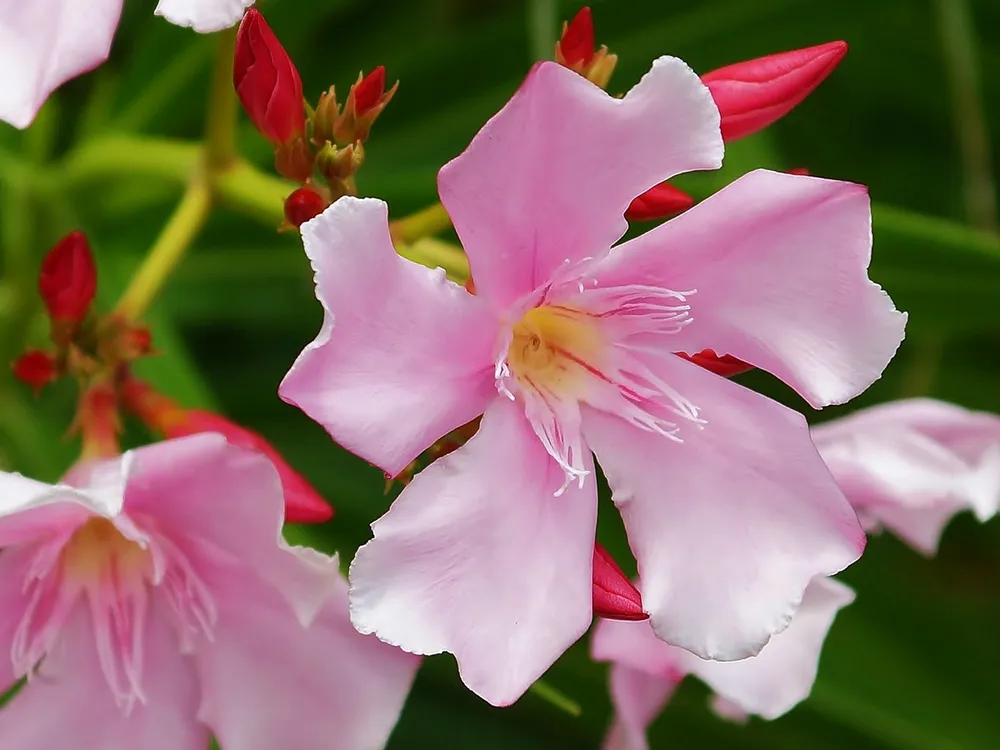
[398,237,469,282]
[115,181,212,319]
[527,679,581,717]
[204,28,239,171]
[389,202,452,244]
[527,0,558,62]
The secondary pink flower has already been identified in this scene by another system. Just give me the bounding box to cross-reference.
[0,0,254,129]
[0,434,417,749]
[280,58,904,705]
[592,577,854,750]
[813,398,1000,554]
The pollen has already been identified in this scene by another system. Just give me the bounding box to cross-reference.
[506,305,602,394]
[62,517,150,585]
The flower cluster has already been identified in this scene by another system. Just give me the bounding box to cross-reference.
[1,3,998,749]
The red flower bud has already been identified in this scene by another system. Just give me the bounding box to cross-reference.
[558,7,595,68]
[702,41,848,141]
[626,182,695,222]
[234,9,305,144]
[284,187,327,228]
[38,231,96,324]
[354,66,386,118]
[593,543,647,621]
[12,350,57,394]
[168,411,332,523]
[677,349,753,378]
[333,67,397,144]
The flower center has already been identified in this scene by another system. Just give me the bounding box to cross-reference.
[504,305,602,397]
[62,518,151,586]
[11,516,216,714]
[495,285,705,494]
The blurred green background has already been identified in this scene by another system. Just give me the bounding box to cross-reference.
[2,0,1000,747]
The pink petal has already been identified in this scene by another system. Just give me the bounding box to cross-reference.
[438,58,722,309]
[582,353,864,661]
[349,397,597,706]
[813,398,1000,554]
[279,197,498,478]
[0,464,126,548]
[0,599,207,749]
[122,435,342,627]
[154,0,253,33]
[688,577,855,719]
[0,549,36,690]
[196,563,418,750]
[0,0,124,128]
[603,666,677,750]
[589,170,906,408]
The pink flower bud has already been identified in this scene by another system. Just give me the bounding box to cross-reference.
[12,350,57,394]
[702,41,848,141]
[593,544,647,621]
[626,182,695,222]
[676,349,753,378]
[38,231,96,325]
[234,9,305,144]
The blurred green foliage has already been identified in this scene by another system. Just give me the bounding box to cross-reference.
[2,0,1000,747]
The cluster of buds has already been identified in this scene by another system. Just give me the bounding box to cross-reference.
[11,232,151,454]
[556,8,847,223]
[233,9,396,229]
[10,231,332,523]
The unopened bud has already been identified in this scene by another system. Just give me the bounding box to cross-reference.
[233,9,305,144]
[702,41,848,141]
[555,7,617,89]
[593,543,647,621]
[39,231,96,331]
[316,142,365,183]
[312,86,341,145]
[333,67,397,144]
[676,349,753,378]
[12,350,58,394]
[74,382,121,459]
[284,187,328,228]
[626,182,695,222]
[274,136,315,182]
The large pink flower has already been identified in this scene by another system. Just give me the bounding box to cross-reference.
[592,577,855,750]
[0,434,418,749]
[0,0,254,129]
[813,398,1000,554]
[280,58,905,705]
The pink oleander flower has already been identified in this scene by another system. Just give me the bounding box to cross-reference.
[0,0,255,129]
[813,398,1000,555]
[592,577,855,750]
[280,58,905,705]
[0,434,418,749]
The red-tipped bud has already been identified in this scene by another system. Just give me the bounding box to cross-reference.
[12,350,57,394]
[284,187,327,228]
[626,182,695,222]
[234,9,305,144]
[39,231,96,326]
[333,67,397,144]
[555,6,617,88]
[557,7,595,68]
[677,349,753,378]
[788,167,811,176]
[702,41,848,141]
[354,66,386,118]
[593,544,647,621]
